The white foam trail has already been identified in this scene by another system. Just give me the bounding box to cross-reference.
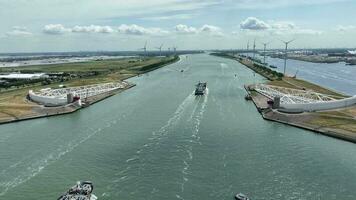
[126,156,139,163]
[178,88,209,199]
[111,92,195,192]
[191,88,208,142]
[0,127,103,196]
[149,92,194,139]
[188,97,201,121]
[0,112,131,196]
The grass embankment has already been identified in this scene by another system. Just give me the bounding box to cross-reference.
[0,56,179,121]
[210,53,283,81]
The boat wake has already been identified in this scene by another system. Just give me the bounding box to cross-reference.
[109,91,209,199]
[0,111,132,197]
[110,92,196,196]
[178,88,208,198]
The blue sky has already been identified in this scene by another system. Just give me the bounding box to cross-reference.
[0,0,355,52]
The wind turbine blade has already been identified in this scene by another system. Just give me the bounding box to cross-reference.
[287,39,296,44]
[278,38,287,43]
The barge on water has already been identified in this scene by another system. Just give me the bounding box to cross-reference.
[195,82,207,95]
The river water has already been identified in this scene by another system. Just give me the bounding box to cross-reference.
[1,54,356,200]
[250,53,356,95]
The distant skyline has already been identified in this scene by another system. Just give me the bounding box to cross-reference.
[0,0,355,53]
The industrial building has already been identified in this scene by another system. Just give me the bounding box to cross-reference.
[29,82,128,107]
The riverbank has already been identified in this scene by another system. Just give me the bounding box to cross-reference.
[212,53,356,143]
[0,56,179,124]
[270,54,356,65]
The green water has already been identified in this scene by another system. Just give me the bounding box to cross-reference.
[1,54,356,200]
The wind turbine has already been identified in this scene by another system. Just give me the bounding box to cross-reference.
[246,40,250,58]
[155,44,164,56]
[139,41,148,56]
[280,39,295,76]
[172,46,177,54]
[261,41,270,65]
[253,38,257,59]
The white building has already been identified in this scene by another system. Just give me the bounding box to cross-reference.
[0,73,49,80]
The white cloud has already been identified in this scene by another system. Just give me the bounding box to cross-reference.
[337,25,356,32]
[141,13,195,21]
[42,24,168,36]
[175,24,223,36]
[175,24,199,34]
[43,24,71,35]
[117,24,169,36]
[0,0,220,26]
[239,17,321,35]
[270,21,296,31]
[6,26,32,37]
[240,17,270,30]
[226,0,350,9]
[200,24,224,36]
[72,25,114,33]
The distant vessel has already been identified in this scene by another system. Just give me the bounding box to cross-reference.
[58,181,98,200]
[235,193,250,200]
[195,82,207,95]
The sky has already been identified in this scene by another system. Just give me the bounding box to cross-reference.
[0,0,355,53]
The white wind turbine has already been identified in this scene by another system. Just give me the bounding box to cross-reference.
[139,41,148,56]
[280,39,296,75]
[252,38,257,59]
[261,41,271,65]
[155,44,164,56]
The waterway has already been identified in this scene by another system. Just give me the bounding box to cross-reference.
[1,54,356,200]
[251,53,356,95]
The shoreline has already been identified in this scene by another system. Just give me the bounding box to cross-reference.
[212,53,356,144]
[0,56,180,125]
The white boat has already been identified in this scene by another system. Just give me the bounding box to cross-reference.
[58,181,97,200]
[235,193,250,200]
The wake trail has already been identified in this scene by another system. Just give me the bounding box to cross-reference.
[178,88,209,198]
[112,92,195,196]
[0,111,131,196]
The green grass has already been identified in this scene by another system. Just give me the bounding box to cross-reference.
[0,57,175,73]
[0,56,179,121]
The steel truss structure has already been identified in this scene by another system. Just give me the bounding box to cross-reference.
[34,82,127,99]
[254,84,336,104]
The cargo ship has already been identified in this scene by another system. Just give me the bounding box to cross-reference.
[195,82,207,95]
[58,181,98,200]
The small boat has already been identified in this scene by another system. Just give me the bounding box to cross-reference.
[235,193,250,200]
[181,69,184,72]
[58,181,98,200]
[195,82,207,95]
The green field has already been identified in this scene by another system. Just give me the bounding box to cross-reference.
[0,56,179,122]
